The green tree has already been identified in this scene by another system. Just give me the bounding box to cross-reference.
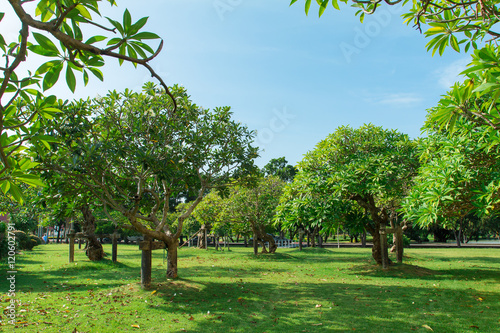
[262,157,297,182]
[402,120,500,244]
[36,83,258,278]
[294,124,418,264]
[1,0,173,203]
[223,176,284,254]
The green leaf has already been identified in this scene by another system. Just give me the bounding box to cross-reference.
[332,0,340,10]
[290,0,299,6]
[36,60,62,75]
[0,180,9,195]
[129,17,149,36]
[305,0,312,15]
[28,45,59,57]
[319,0,328,17]
[106,17,124,36]
[0,12,4,22]
[8,181,24,204]
[85,35,107,45]
[450,35,460,52]
[83,69,89,86]
[14,174,46,188]
[123,9,132,33]
[473,82,498,93]
[89,67,104,81]
[32,32,59,54]
[130,32,160,40]
[43,63,63,91]
[76,4,92,20]
[66,65,76,93]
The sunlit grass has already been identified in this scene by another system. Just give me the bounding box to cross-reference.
[1,244,499,332]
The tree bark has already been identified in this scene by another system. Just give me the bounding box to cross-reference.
[112,232,118,263]
[166,238,179,279]
[80,205,105,261]
[198,225,207,249]
[367,224,383,265]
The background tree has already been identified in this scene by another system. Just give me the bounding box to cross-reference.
[1,0,173,203]
[295,124,418,264]
[36,83,258,278]
[262,157,297,183]
[222,176,284,254]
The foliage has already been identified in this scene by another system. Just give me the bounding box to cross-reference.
[262,157,297,182]
[292,0,499,54]
[35,83,258,276]
[402,124,500,226]
[1,0,172,204]
[12,230,37,250]
[289,124,419,263]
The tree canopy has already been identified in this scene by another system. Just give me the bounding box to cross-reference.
[36,83,258,277]
[289,124,419,263]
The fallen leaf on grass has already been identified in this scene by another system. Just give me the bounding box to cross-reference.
[470,326,479,329]
[131,325,140,328]
[312,323,323,326]
[422,324,433,331]
[315,304,322,308]
[188,316,194,321]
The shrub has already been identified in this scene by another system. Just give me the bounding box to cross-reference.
[12,230,37,251]
[31,235,43,245]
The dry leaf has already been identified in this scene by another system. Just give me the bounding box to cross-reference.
[151,290,157,295]
[131,325,140,329]
[312,323,323,326]
[422,324,433,331]
[315,304,322,308]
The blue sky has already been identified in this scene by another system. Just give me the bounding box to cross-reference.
[4,0,470,167]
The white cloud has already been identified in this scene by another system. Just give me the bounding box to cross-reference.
[435,58,470,89]
[378,93,422,106]
[361,92,423,107]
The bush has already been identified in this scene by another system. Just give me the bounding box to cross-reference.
[12,230,37,251]
[31,235,43,245]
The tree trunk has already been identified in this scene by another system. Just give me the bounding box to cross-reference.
[166,238,179,279]
[80,205,105,261]
[253,233,258,255]
[361,230,367,247]
[455,228,462,247]
[112,232,118,263]
[368,224,383,265]
[198,226,207,249]
[141,237,152,288]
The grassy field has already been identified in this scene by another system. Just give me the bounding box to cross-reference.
[1,244,499,332]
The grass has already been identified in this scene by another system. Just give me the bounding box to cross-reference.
[1,244,499,332]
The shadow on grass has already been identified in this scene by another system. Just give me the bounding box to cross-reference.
[144,277,500,333]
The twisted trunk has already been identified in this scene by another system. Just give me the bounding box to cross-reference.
[80,205,105,261]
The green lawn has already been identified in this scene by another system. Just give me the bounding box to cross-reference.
[1,244,499,332]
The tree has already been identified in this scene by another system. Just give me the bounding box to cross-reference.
[36,83,258,278]
[293,0,500,226]
[402,119,500,243]
[222,176,284,254]
[262,157,297,182]
[294,124,418,264]
[1,0,173,203]
[293,0,500,53]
